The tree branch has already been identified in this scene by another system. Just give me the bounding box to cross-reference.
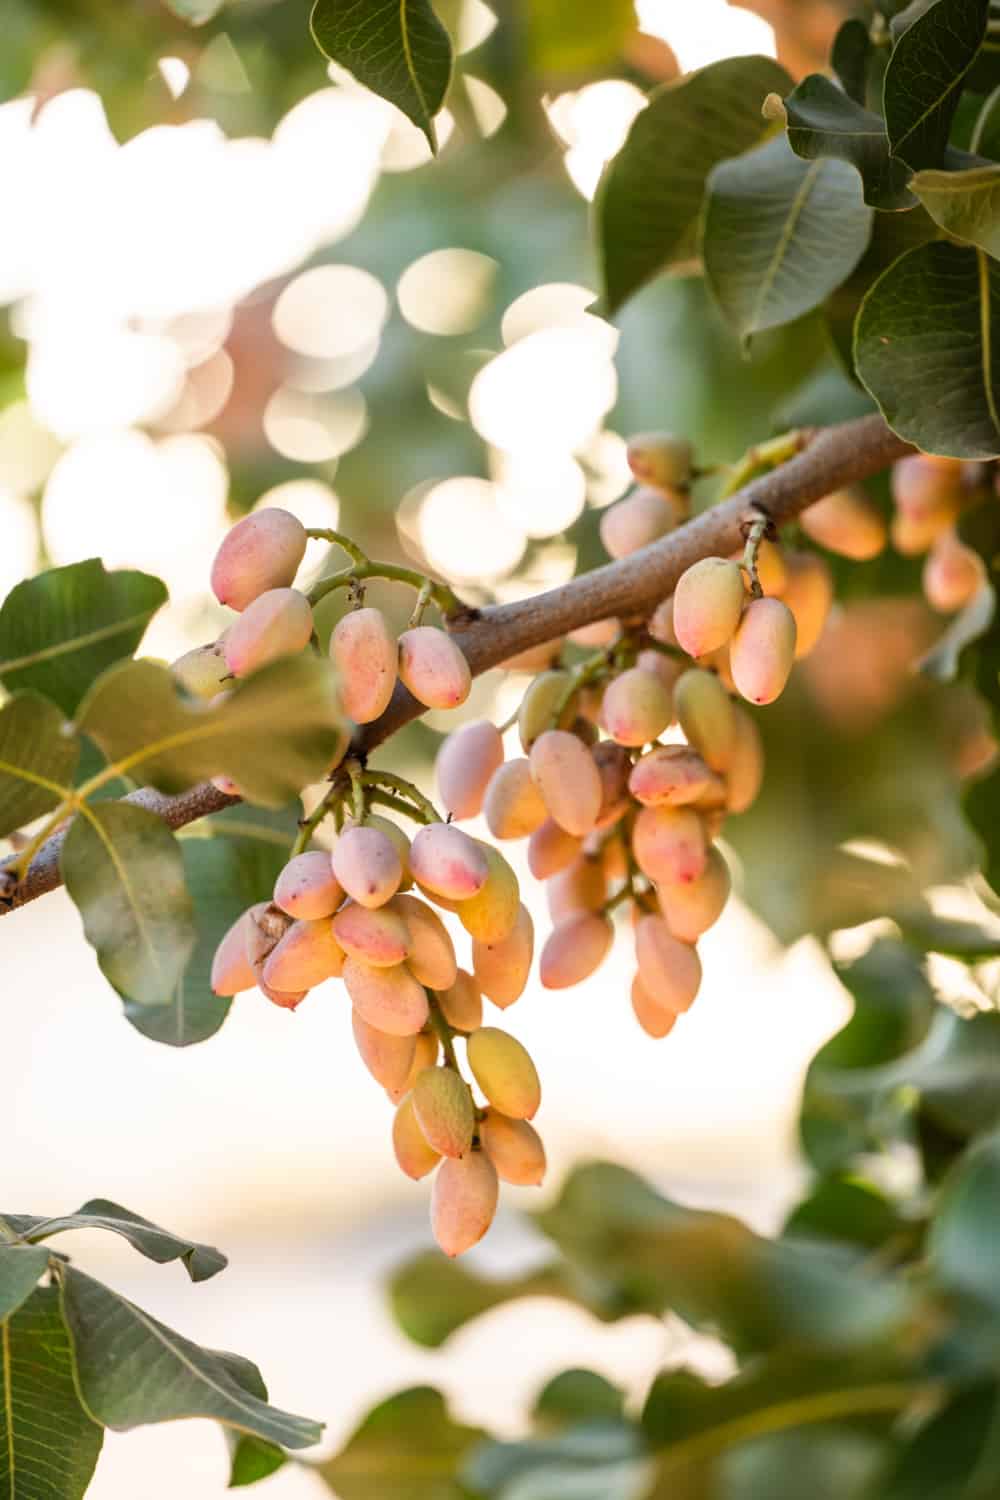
[0,414,910,915]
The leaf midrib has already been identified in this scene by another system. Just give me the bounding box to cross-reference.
[748,158,823,335]
[77,804,169,996]
[0,611,158,676]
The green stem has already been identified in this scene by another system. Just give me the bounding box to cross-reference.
[360,769,442,825]
[10,800,77,881]
[427,992,461,1071]
[304,528,367,566]
[291,781,347,857]
[741,515,770,600]
[719,429,804,500]
[366,788,435,824]
[307,560,465,621]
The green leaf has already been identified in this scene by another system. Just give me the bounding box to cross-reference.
[824,200,942,375]
[127,825,293,1047]
[928,1129,1000,1314]
[57,1264,323,1448]
[595,54,792,313]
[915,583,995,680]
[831,17,872,107]
[316,1386,483,1498]
[533,1371,625,1429]
[783,74,916,210]
[389,1251,573,1349]
[0,1243,51,1320]
[855,241,1000,458]
[60,802,196,1007]
[469,1424,649,1500]
[0,560,167,717]
[642,1352,917,1485]
[883,0,989,171]
[912,163,1000,255]
[896,908,1000,959]
[309,0,452,151]
[970,82,1000,157]
[163,0,226,21]
[782,1177,908,1252]
[879,1384,1000,1499]
[2,1200,226,1282]
[526,0,636,74]
[0,692,78,840]
[74,656,345,806]
[228,1434,288,1487]
[0,1286,103,1499]
[703,135,872,343]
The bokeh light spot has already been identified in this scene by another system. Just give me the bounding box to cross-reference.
[398,249,497,336]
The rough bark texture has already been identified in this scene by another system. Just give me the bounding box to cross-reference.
[0,414,910,915]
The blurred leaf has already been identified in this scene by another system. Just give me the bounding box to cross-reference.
[533,1163,911,1356]
[58,1264,323,1447]
[596,54,791,313]
[60,802,196,1007]
[3,1200,226,1282]
[971,83,1000,157]
[783,1176,909,1252]
[783,74,915,210]
[916,585,996,681]
[526,0,635,74]
[928,1129,1000,1314]
[532,1371,624,1430]
[878,1383,1000,1498]
[390,1252,573,1348]
[310,0,452,151]
[703,135,872,343]
[163,0,226,20]
[126,824,293,1047]
[0,692,78,840]
[0,560,167,717]
[0,1285,103,1499]
[855,241,1000,458]
[800,939,935,1172]
[913,164,1000,258]
[467,1423,647,1500]
[228,1434,288,1487]
[0,1242,51,1320]
[719,1427,888,1500]
[883,0,989,170]
[642,1353,918,1487]
[896,908,1000,960]
[74,656,345,805]
[316,1386,483,1498]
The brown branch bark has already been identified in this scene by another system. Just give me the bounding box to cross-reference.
[0,414,910,916]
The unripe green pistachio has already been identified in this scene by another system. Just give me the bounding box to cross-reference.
[517,670,575,751]
[673,668,735,771]
[466,1027,541,1119]
[626,431,693,491]
[170,641,230,700]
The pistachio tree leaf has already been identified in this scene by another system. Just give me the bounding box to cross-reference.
[831,17,873,106]
[163,0,226,20]
[0,560,167,716]
[61,801,196,1007]
[468,1423,647,1500]
[0,692,78,840]
[0,1242,51,1321]
[0,1286,103,1499]
[2,1200,226,1282]
[928,1129,1000,1315]
[228,1434,288,1487]
[703,134,872,342]
[883,0,989,171]
[316,1386,483,1499]
[912,163,1000,254]
[125,822,294,1047]
[596,54,792,313]
[879,1384,1000,1500]
[74,655,345,806]
[58,1265,323,1447]
[855,240,1000,458]
[783,74,916,210]
[310,0,452,151]
[916,583,996,680]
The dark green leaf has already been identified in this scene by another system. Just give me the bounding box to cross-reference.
[58,1264,323,1447]
[60,802,196,1007]
[916,584,996,680]
[127,826,293,1047]
[526,0,636,74]
[832,18,872,106]
[719,1427,888,1500]
[316,1386,483,1498]
[879,1383,1000,1499]
[0,1286,103,1499]
[0,560,167,716]
[855,241,1000,458]
[824,199,941,376]
[0,692,78,840]
[970,82,1000,157]
[897,908,1000,959]
[533,1370,625,1429]
[468,1423,646,1500]
[783,74,915,210]
[3,1200,226,1282]
[883,0,989,171]
[783,1177,908,1252]
[928,1129,1000,1314]
[0,1243,51,1320]
[310,0,452,151]
[228,1434,288,1487]
[912,163,1000,254]
[703,135,872,342]
[74,656,345,806]
[596,54,792,313]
